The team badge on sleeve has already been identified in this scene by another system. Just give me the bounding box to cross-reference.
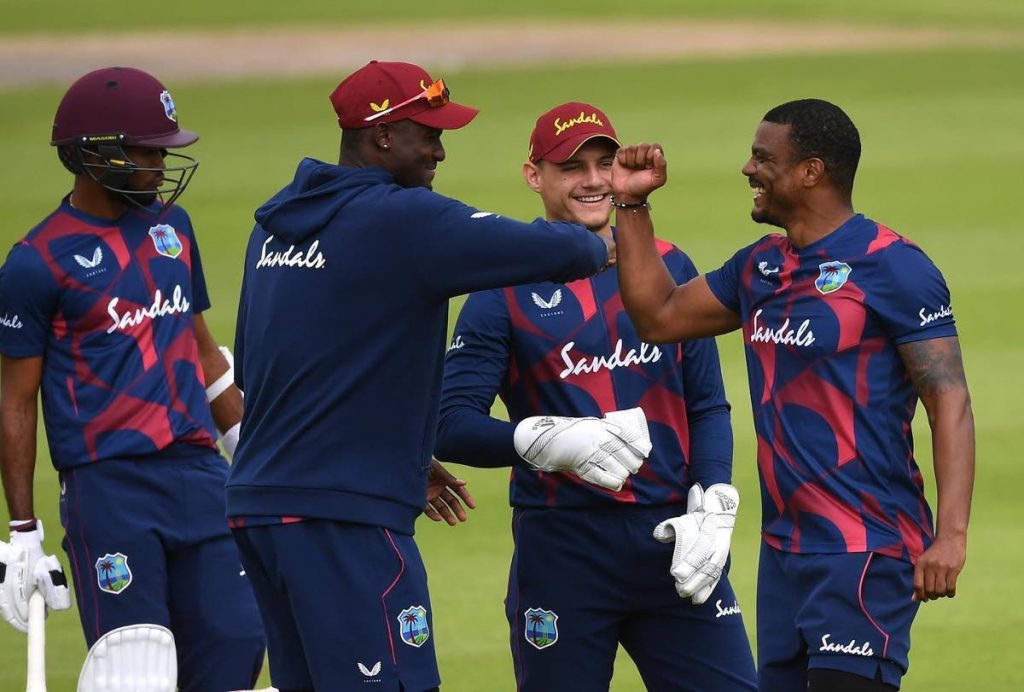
[815,261,852,295]
[149,224,183,259]
[95,553,133,594]
[524,607,559,649]
[397,605,430,647]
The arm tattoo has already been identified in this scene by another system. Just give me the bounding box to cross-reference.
[898,337,968,397]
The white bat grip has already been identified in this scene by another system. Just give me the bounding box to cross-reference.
[26,590,46,692]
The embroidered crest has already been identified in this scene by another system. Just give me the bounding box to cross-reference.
[524,607,559,649]
[149,224,183,259]
[815,261,852,294]
[397,605,430,647]
[159,90,177,122]
[95,553,132,594]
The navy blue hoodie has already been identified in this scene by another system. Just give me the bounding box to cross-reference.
[225,158,608,534]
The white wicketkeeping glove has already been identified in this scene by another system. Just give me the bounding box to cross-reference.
[0,520,72,633]
[513,407,652,491]
[652,483,739,605]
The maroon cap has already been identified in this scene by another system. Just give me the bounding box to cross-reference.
[528,102,620,163]
[51,66,198,148]
[329,60,479,130]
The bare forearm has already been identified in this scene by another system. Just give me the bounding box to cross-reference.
[900,336,975,540]
[615,207,681,342]
[194,314,242,433]
[208,387,243,433]
[1,402,38,520]
[928,388,975,539]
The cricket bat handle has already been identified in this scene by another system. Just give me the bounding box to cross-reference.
[26,590,46,692]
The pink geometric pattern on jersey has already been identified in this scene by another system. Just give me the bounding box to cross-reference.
[757,434,784,515]
[654,237,675,257]
[855,336,886,407]
[897,512,928,561]
[503,287,548,339]
[52,312,69,341]
[565,278,597,321]
[500,240,711,509]
[866,224,902,254]
[787,481,867,553]
[103,226,133,272]
[83,396,174,457]
[777,370,857,467]
[11,206,217,467]
[791,272,867,353]
[600,290,624,346]
[712,216,953,560]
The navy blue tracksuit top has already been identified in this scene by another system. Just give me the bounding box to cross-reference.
[225,159,608,535]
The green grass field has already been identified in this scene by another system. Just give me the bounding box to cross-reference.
[0,2,1022,689]
[2,0,1024,32]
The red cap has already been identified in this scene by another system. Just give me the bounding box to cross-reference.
[528,102,620,163]
[51,66,197,148]
[329,60,479,130]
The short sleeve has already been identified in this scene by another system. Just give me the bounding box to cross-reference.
[872,241,957,345]
[0,243,60,357]
[662,243,699,285]
[705,244,754,314]
[188,224,212,314]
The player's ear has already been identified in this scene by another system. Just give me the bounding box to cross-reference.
[523,161,543,194]
[373,123,392,153]
[801,157,825,187]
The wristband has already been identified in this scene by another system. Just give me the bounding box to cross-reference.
[9,519,38,533]
[206,369,234,403]
[609,196,651,211]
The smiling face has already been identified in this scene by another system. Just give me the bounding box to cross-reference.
[382,119,446,189]
[524,138,617,233]
[741,121,805,229]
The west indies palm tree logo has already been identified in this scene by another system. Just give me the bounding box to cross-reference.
[94,553,132,595]
[524,607,558,650]
[148,224,183,259]
[397,605,430,647]
[815,260,852,295]
[159,90,178,122]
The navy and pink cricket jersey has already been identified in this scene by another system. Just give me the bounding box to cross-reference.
[437,235,733,508]
[705,214,956,561]
[0,197,218,469]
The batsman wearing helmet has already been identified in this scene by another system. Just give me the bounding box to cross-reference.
[227,61,624,691]
[435,102,757,691]
[0,66,265,690]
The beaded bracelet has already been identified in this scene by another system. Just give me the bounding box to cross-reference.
[609,196,651,211]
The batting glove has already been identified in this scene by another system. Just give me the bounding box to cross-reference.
[0,520,72,633]
[513,407,652,491]
[652,483,739,605]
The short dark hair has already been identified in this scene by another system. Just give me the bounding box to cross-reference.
[762,99,861,193]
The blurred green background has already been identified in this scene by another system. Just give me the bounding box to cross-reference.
[1,1,1021,689]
